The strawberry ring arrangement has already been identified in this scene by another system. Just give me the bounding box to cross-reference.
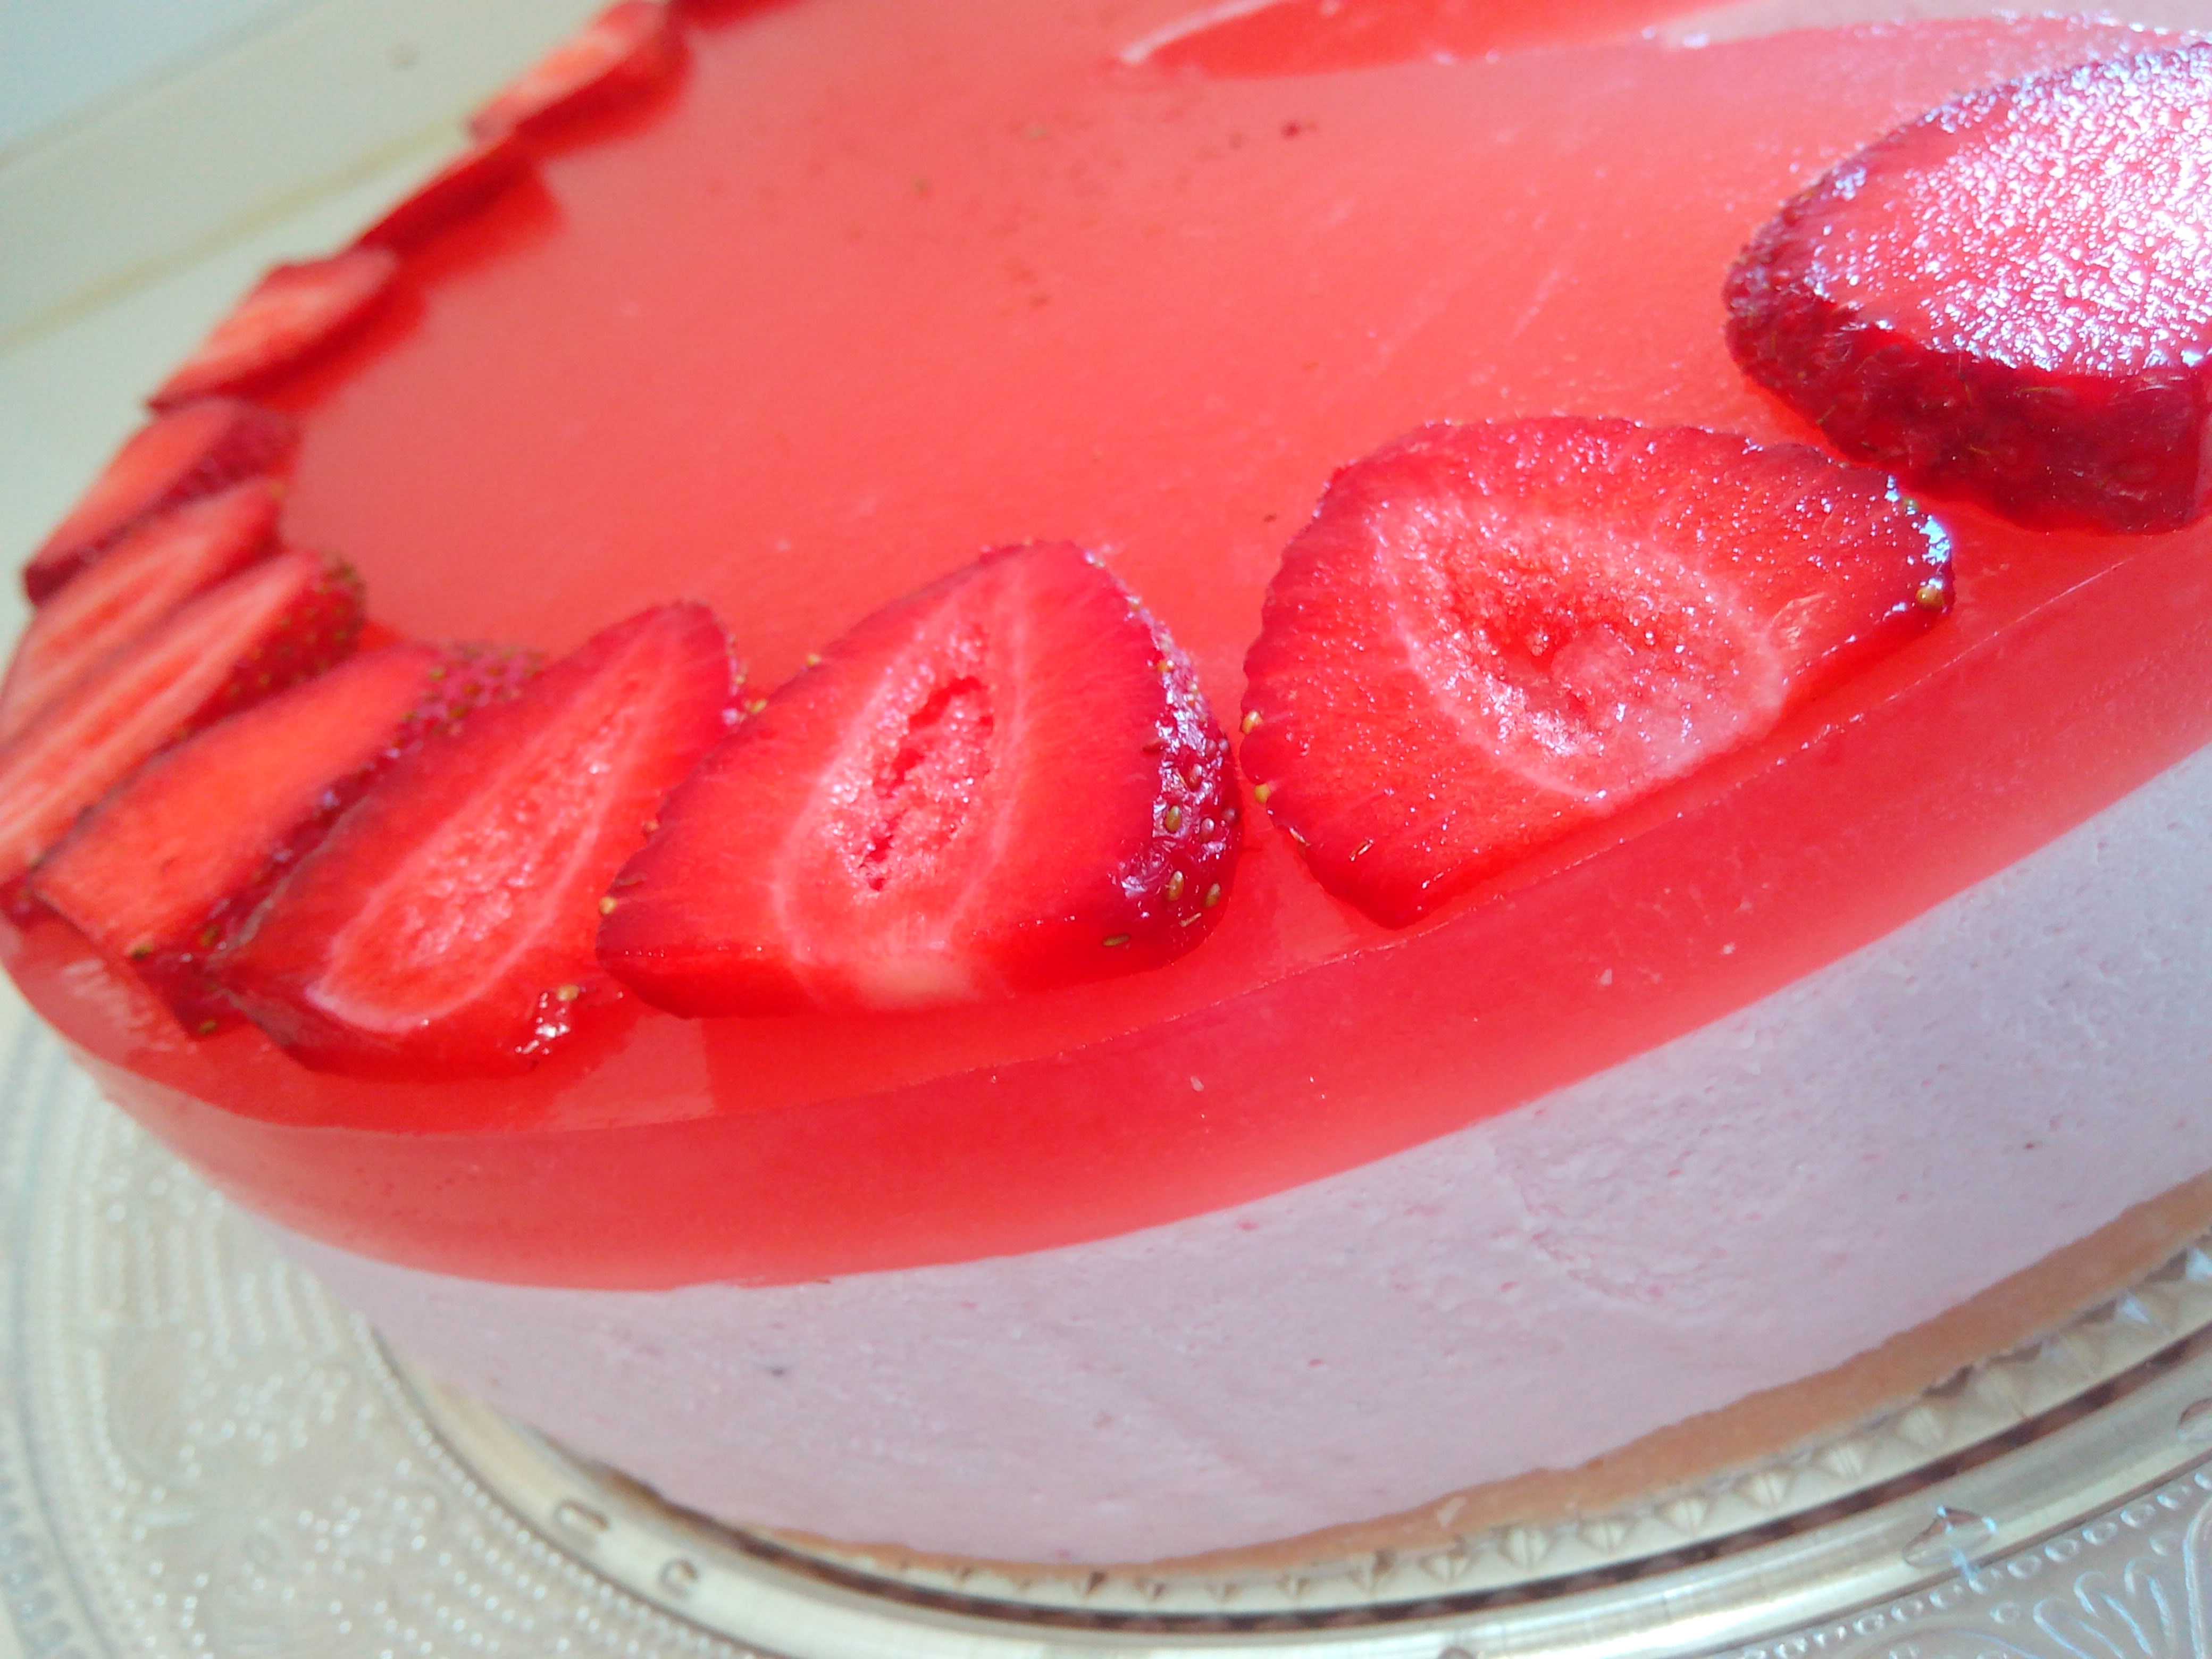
[5,0,2211,1572]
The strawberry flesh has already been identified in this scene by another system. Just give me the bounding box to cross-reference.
[1727,43,2212,533]
[355,132,532,253]
[149,248,400,411]
[23,399,296,602]
[1241,418,1952,927]
[31,644,453,1033]
[0,550,363,888]
[598,543,1239,1016]
[1,480,282,744]
[214,605,735,1079]
[468,1,684,145]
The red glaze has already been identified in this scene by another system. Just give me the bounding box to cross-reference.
[31,643,451,1033]
[215,606,735,1079]
[149,249,400,410]
[1727,44,2212,532]
[1241,420,1951,926]
[0,552,362,887]
[11,7,2212,1287]
[601,544,1237,1015]
[23,400,295,602]
[0,479,282,743]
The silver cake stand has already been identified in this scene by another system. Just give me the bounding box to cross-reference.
[5,991,2212,1659]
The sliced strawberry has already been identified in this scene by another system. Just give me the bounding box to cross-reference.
[214,605,734,1079]
[148,248,399,411]
[355,132,532,253]
[0,550,363,888]
[1726,43,2212,533]
[598,543,1239,1017]
[1241,419,1951,927]
[23,399,296,602]
[468,2,685,144]
[1,480,282,744]
[30,643,536,1035]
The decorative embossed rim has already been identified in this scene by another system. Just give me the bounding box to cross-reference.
[391,1239,2212,1655]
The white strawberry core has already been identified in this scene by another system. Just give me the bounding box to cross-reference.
[777,624,1004,1006]
[311,699,643,1029]
[1401,509,1786,799]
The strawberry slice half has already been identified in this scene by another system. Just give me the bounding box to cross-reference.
[214,605,736,1079]
[598,543,1239,1017]
[468,2,685,145]
[149,247,399,411]
[1,479,282,744]
[31,643,535,1035]
[24,399,296,602]
[355,132,532,253]
[0,550,363,887]
[1241,419,1952,927]
[1726,43,2212,533]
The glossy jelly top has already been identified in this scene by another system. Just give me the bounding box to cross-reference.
[13,0,2212,1287]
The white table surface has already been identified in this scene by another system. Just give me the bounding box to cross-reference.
[0,0,304,156]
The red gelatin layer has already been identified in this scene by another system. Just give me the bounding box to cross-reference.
[11,5,2212,1288]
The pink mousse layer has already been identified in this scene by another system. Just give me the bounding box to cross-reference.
[281,739,2212,1564]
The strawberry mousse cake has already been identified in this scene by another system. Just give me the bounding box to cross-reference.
[4,0,2212,1571]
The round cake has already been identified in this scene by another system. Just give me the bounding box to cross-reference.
[4,0,2210,1571]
